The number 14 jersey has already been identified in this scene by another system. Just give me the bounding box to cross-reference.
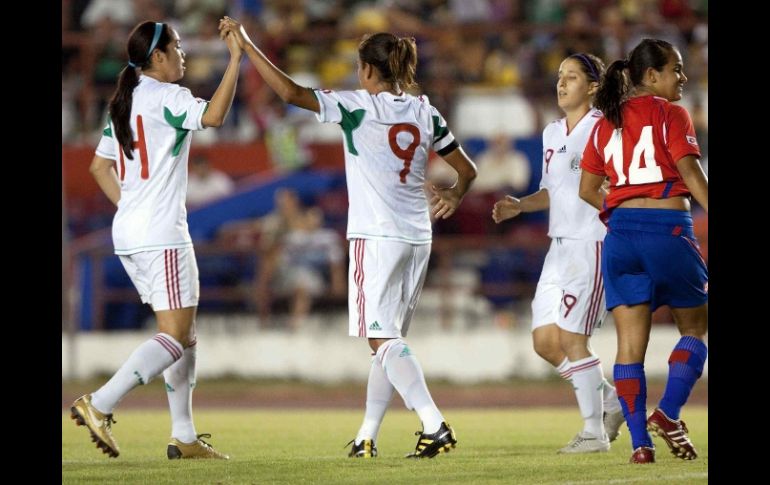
[314,89,457,244]
[581,95,701,215]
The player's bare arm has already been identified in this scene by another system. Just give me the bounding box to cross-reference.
[201,22,242,127]
[430,146,477,219]
[578,169,606,211]
[676,155,708,213]
[220,17,320,113]
[492,189,550,224]
[89,155,121,206]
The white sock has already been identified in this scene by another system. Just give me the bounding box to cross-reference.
[377,339,444,434]
[556,357,572,381]
[355,354,394,444]
[91,333,183,414]
[164,340,198,443]
[602,378,621,413]
[569,356,605,437]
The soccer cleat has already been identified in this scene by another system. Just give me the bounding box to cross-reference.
[405,422,457,458]
[630,446,655,463]
[167,433,230,459]
[603,409,625,442]
[647,408,697,460]
[557,431,610,454]
[70,394,120,458]
[346,438,378,458]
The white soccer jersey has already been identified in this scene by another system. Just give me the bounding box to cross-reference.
[314,89,457,244]
[540,108,606,241]
[95,75,209,255]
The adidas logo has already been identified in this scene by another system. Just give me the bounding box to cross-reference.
[399,345,412,357]
[369,321,382,331]
[557,145,567,153]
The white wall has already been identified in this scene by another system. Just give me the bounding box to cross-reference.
[62,314,707,382]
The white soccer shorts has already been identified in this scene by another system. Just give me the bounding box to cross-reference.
[348,238,430,338]
[119,247,200,311]
[531,238,606,336]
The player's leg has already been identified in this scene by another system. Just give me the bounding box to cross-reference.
[350,350,394,457]
[531,241,567,369]
[647,304,707,460]
[642,217,708,460]
[347,239,392,457]
[601,217,656,463]
[71,250,189,458]
[362,241,455,458]
[157,248,228,460]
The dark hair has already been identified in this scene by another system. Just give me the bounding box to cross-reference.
[567,53,606,84]
[358,33,418,90]
[109,21,172,159]
[595,38,676,128]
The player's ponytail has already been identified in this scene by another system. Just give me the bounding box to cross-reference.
[596,38,677,129]
[595,59,628,128]
[109,21,171,159]
[359,32,418,90]
[389,37,417,90]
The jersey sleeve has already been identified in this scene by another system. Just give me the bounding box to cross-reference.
[163,85,209,131]
[313,89,365,124]
[429,105,458,156]
[580,122,606,176]
[95,119,117,160]
[666,104,701,163]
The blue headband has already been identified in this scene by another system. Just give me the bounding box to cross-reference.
[573,54,600,82]
[146,23,164,61]
[127,23,164,69]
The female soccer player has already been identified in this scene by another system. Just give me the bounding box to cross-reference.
[493,53,625,454]
[221,17,477,458]
[579,38,708,464]
[70,19,241,460]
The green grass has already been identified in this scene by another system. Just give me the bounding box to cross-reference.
[62,407,707,484]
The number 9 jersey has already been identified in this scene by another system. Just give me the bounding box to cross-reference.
[95,75,209,255]
[581,95,701,219]
[313,89,458,244]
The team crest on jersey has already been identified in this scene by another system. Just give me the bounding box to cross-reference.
[686,135,698,146]
[569,154,581,173]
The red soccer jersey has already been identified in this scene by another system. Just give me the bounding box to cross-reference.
[581,95,701,216]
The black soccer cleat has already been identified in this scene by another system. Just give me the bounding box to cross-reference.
[346,438,378,458]
[405,422,457,458]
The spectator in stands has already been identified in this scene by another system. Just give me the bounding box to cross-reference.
[222,18,476,458]
[471,133,531,196]
[251,188,342,329]
[493,52,624,454]
[579,38,708,464]
[186,155,235,206]
[276,207,346,331]
[253,188,304,325]
[70,20,241,461]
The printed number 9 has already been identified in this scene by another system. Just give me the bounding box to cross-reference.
[388,124,421,184]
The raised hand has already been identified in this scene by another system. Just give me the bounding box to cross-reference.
[218,16,252,50]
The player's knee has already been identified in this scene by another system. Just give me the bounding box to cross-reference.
[533,340,560,365]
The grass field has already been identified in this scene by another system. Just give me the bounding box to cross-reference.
[62,407,707,484]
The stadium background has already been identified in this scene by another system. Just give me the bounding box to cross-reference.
[61,0,707,401]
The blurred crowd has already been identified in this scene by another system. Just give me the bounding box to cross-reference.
[63,0,708,331]
[62,0,708,147]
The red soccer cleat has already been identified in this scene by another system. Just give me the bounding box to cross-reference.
[647,408,698,460]
[630,446,655,463]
